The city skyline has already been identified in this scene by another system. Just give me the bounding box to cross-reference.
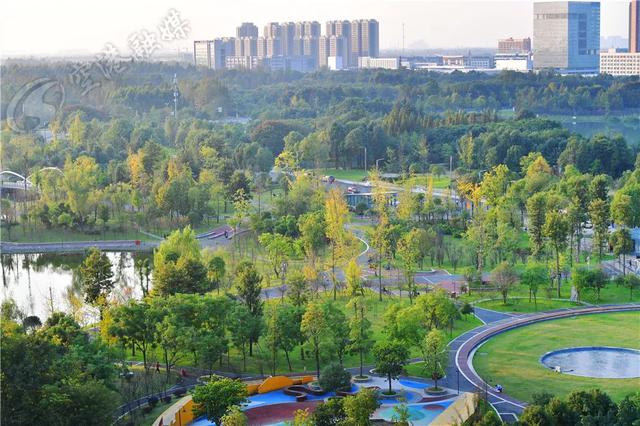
[0,0,630,57]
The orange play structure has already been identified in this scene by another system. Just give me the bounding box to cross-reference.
[246,375,314,395]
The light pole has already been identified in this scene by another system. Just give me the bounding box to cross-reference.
[456,368,460,395]
[364,147,367,172]
[375,158,384,171]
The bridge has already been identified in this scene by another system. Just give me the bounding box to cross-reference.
[0,168,63,192]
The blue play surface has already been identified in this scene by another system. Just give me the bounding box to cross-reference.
[399,379,429,389]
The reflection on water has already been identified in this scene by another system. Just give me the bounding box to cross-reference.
[1,252,153,324]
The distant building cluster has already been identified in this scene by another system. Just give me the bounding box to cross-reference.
[192,1,640,76]
[194,19,381,72]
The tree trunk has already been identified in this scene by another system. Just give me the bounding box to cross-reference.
[388,373,392,394]
[555,246,561,298]
[285,350,292,372]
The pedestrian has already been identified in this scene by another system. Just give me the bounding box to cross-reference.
[155,361,160,373]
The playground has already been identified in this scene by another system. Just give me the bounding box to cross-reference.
[156,375,470,426]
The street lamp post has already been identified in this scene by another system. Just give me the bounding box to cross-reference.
[375,158,384,171]
[364,147,367,172]
[456,368,460,395]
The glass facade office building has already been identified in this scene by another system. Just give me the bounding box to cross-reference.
[533,1,600,72]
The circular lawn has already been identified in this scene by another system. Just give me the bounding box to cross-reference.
[472,311,640,402]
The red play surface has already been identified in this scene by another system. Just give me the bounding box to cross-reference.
[245,401,321,425]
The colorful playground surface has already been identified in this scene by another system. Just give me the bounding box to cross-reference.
[188,376,458,426]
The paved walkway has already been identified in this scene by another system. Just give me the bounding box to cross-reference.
[472,307,517,324]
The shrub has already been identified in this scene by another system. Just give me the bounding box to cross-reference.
[319,362,352,392]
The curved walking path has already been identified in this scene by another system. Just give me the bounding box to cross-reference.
[451,303,640,422]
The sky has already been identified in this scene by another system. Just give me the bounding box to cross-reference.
[0,0,630,57]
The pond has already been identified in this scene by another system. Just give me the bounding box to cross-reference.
[540,346,640,379]
[1,252,152,324]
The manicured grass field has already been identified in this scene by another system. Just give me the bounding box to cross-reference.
[475,298,584,313]
[4,226,154,243]
[473,312,640,402]
[320,168,369,181]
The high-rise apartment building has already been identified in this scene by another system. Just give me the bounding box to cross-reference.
[236,22,258,38]
[281,22,296,56]
[350,19,379,66]
[533,1,600,72]
[193,38,235,69]
[326,20,352,67]
[631,0,640,52]
[498,37,532,53]
[194,40,212,68]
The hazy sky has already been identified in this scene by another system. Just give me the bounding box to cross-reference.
[0,0,630,56]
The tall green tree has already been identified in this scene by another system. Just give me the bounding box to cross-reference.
[79,248,114,319]
[192,378,248,426]
[347,297,373,378]
[374,340,409,394]
[543,210,569,297]
[527,192,548,258]
[301,301,327,379]
[234,261,264,356]
[421,329,448,390]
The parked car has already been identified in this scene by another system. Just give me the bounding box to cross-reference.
[347,186,360,193]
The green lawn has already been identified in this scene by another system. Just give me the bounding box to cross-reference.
[4,225,154,243]
[473,312,640,402]
[475,298,584,313]
[400,174,452,190]
[320,168,369,181]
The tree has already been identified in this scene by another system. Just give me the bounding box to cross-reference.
[205,253,226,293]
[325,188,350,300]
[234,261,263,356]
[610,228,634,276]
[421,329,448,390]
[313,397,346,426]
[345,260,364,298]
[371,211,391,301]
[79,248,114,318]
[619,274,640,300]
[220,405,248,426]
[259,233,298,279]
[521,262,549,309]
[545,398,579,426]
[491,261,519,305]
[323,302,349,365]
[301,302,327,379]
[109,300,157,370]
[397,229,422,303]
[275,304,303,371]
[527,192,547,258]
[519,404,550,426]
[153,227,208,295]
[192,378,248,426]
[319,362,352,392]
[63,155,99,223]
[571,267,608,302]
[460,302,474,319]
[228,303,254,371]
[347,297,373,378]
[374,340,409,394]
[287,271,310,308]
[543,210,569,297]
[589,198,610,261]
[342,388,380,426]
